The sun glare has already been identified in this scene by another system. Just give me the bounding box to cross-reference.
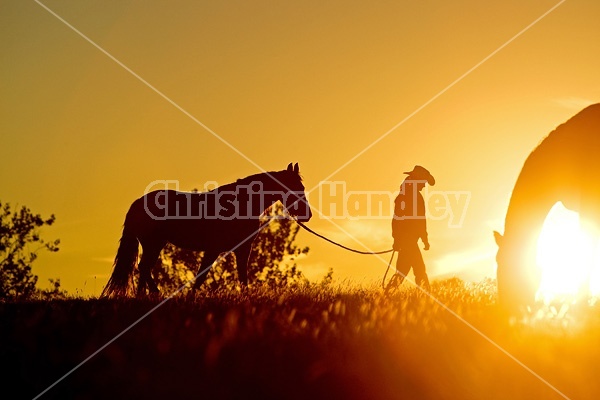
[536,202,600,302]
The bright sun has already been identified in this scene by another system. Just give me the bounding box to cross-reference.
[536,202,600,302]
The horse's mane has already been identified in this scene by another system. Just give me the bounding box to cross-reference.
[526,103,600,163]
[238,169,303,183]
[208,169,302,193]
[504,103,600,234]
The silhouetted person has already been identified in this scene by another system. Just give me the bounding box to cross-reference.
[391,165,435,290]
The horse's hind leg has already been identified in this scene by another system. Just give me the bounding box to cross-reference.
[193,251,220,290]
[137,241,165,297]
[234,243,253,286]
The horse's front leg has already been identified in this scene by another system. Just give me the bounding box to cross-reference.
[234,243,253,286]
[579,203,600,298]
[193,251,220,290]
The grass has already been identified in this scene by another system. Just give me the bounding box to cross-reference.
[2,278,600,400]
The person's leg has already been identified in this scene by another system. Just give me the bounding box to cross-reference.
[412,248,429,290]
[395,247,412,285]
[408,243,430,290]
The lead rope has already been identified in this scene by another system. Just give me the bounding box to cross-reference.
[381,250,396,289]
[291,218,396,290]
[294,219,393,255]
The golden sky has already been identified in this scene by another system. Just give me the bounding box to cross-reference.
[1,0,599,295]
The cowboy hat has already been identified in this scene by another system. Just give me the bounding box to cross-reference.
[404,165,435,186]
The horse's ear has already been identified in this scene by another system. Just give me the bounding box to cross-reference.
[493,231,503,246]
[287,163,293,172]
[293,163,299,174]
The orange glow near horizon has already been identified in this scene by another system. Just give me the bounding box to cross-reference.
[536,202,600,303]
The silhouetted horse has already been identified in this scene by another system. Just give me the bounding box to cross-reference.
[102,163,312,297]
[494,103,600,309]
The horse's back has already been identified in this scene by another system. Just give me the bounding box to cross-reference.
[129,189,260,251]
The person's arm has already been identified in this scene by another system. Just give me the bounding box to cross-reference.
[421,228,430,250]
[418,218,429,250]
[417,193,430,250]
[392,195,402,250]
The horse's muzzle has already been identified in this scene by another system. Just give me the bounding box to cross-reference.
[296,209,312,222]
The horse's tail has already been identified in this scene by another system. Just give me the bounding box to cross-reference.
[101,217,139,298]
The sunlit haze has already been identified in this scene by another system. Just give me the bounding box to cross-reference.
[537,202,600,302]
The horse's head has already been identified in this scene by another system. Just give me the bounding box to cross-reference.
[494,230,540,310]
[279,162,312,222]
[494,230,513,284]
[493,230,505,266]
[494,230,519,308]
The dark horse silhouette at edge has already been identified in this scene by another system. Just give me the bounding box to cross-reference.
[102,163,312,297]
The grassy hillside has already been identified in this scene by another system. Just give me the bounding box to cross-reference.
[2,279,599,400]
